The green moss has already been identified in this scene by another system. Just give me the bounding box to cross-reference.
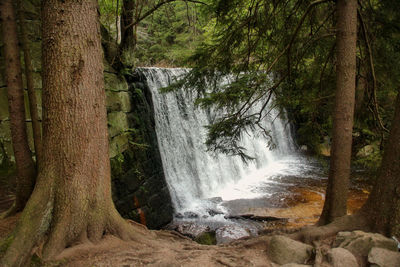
[30,254,44,266]
[0,235,14,259]
[194,232,216,245]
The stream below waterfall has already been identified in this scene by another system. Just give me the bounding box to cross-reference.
[138,67,369,241]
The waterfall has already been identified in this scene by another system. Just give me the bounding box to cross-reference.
[138,67,300,216]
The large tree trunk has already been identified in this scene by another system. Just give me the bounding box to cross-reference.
[360,94,400,236]
[318,0,358,225]
[1,1,148,266]
[17,0,42,167]
[0,0,36,216]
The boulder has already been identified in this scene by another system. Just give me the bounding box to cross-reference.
[368,247,400,267]
[176,223,210,238]
[334,231,397,257]
[327,248,358,267]
[267,235,314,265]
[215,225,251,244]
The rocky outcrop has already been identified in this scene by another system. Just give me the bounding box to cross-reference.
[333,231,398,257]
[109,68,173,229]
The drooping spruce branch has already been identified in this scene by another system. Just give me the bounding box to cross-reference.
[170,0,334,157]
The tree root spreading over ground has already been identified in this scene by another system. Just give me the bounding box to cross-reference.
[0,212,377,266]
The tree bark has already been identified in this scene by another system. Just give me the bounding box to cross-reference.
[1,1,149,266]
[120,0,137,52]
[0,0,36,216]
[318,0,357,225]
[360,93,400,236]
[17,0,42,168]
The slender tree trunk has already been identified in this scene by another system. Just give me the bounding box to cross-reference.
[120,0,136,52]
[1,1,148,266]
[360,93,400,236]
[319,0,357,225]
[0,0,36,216]
[17,0,42,168]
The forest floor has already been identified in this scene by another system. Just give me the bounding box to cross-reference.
[0,214,275,266]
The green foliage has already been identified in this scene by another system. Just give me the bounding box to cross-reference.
[134,1,208,66]
[99,0,208,67]
[0,235,13,259]
[170,0,399,166]
[98,0,400,170]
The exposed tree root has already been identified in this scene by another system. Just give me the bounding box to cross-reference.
[288,213,370,244]
[0,204,17,220]
[0,170,153,267]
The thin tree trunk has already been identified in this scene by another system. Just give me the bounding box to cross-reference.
[17,0,42,168]
[1,1,149,266]
[120,0,136,51]
[318,0,357,225]
[0,0,36,216]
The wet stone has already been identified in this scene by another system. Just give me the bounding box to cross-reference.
[215,225,251,244]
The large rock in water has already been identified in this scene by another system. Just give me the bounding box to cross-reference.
[215,225,251,244]
[175,223,210,238]
[334,231,398,257]
[368,247,400,267]
[267,235,314,265]
[327,247,358,267]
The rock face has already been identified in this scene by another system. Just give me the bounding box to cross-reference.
[0,1,173,229]
[215,225,251,244]
[334,231,398,257]
[368,247,400,267]
[327,247,358,267]
[267,235,314,265]
[111,71,173,229]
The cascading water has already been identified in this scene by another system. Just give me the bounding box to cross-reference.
[138,67,316,218]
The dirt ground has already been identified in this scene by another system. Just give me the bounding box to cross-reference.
[0,216,274,267]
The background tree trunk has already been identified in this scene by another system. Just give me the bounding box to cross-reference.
[120,0,137,52]
[0,0,36,215]
[360,93,400,236]
[1,1,148,266]
[319,0,357,225]
[17,0,42,168]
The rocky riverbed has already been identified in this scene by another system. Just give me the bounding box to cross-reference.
[166,160,370,245]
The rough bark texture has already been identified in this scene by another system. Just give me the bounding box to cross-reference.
[319,0,357,225]
[1,1,149,266]
[120,0,136,52]
[361,94,400,237]
[17,0,42,167]
[0,0,36,215]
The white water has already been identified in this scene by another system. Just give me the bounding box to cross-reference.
[140,67,309,216]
